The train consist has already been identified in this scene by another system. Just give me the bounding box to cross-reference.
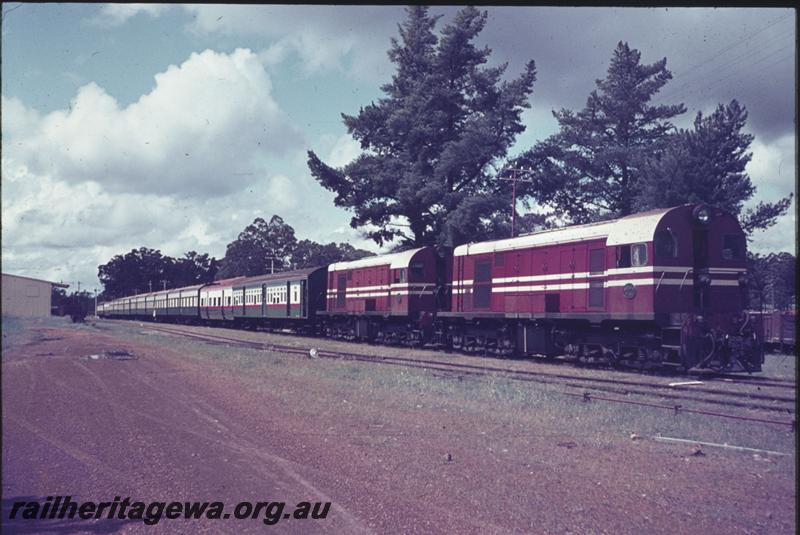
[98,204,763,372]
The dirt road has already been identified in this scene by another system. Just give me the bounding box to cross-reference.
[2,320,795,533]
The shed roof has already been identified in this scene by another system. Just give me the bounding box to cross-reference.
[2,273,70,288]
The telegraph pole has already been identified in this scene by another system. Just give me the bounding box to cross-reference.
[265,257,281,274]
[498,167,535,238]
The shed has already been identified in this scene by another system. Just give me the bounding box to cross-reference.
[1,273,69,318]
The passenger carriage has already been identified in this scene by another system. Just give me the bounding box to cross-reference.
[199,277,247,322]
[231,267,327,330]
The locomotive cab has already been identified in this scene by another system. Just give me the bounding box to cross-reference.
[610,204,759,371]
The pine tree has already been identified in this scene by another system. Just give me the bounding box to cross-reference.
[307,6,537,247]
[514,42,685,224]
[636,99,792,234]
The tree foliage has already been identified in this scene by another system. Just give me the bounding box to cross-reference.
[513,42,685,224]
[747,252,796,311]
[216,215,297,279]
[98,247,170,299]
[290,240,373,270]
[635,99,792,234]
[98,217,374,295]
[174,251,220,285]
[307,6,537,247]
[98,247,219,299]
[51,287,93,320]
[216,215,375,278]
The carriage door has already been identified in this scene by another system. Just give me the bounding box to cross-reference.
[559,249,575,311]
[588,248,605,310]
[456,256,465,312]
[336,274,347,310]
[693,229,710,309]
[473,259,492,309]
[300,280,307,317]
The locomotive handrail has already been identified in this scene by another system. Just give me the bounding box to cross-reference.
[679,268,693,290]
[656,271,666,291]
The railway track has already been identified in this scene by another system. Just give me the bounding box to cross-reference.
[106,321,796,428]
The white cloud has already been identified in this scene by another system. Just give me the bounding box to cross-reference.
[2,49,303,199]
[91,4,171,27]
[744,133,796,254]
[182,5,394,79]
[746,134,796,200]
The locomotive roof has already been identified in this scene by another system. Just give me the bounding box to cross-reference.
[328,247,426,271]
[454,206,676,256]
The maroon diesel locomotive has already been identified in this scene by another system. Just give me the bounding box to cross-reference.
[321,247,449,345]
[98,204,762,373]
[436,204,759,371]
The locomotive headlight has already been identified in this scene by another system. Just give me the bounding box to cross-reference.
[698,273,711,286]
[623,283,636,299]
[692,204,712,224]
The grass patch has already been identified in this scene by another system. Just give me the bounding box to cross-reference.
[105,321,798,457]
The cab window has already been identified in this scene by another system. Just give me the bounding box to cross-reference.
[654,229,678,258]
[722,234,744,260]
[631,243,647,266]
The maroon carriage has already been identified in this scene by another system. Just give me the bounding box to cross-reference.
[321,246,447,344]
[441,204,760,371]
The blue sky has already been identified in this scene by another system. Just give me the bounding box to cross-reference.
[1,5,795,292]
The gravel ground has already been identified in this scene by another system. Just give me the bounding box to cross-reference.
[2,317,796,534]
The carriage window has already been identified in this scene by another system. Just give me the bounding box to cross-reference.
[394,268,407,284]
[631,243,647,266]
[410,263,425,278]
[722,234,744,260]
[654,229,678,258]
[589,249,605,274]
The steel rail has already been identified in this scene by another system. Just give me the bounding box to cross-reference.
[132,323,795,404]
[126,322,796,425]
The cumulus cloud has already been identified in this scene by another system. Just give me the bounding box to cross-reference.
[182,5,398,78]
[743,133,796,254]
[746,134,796,201]
[2,48,303,198]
